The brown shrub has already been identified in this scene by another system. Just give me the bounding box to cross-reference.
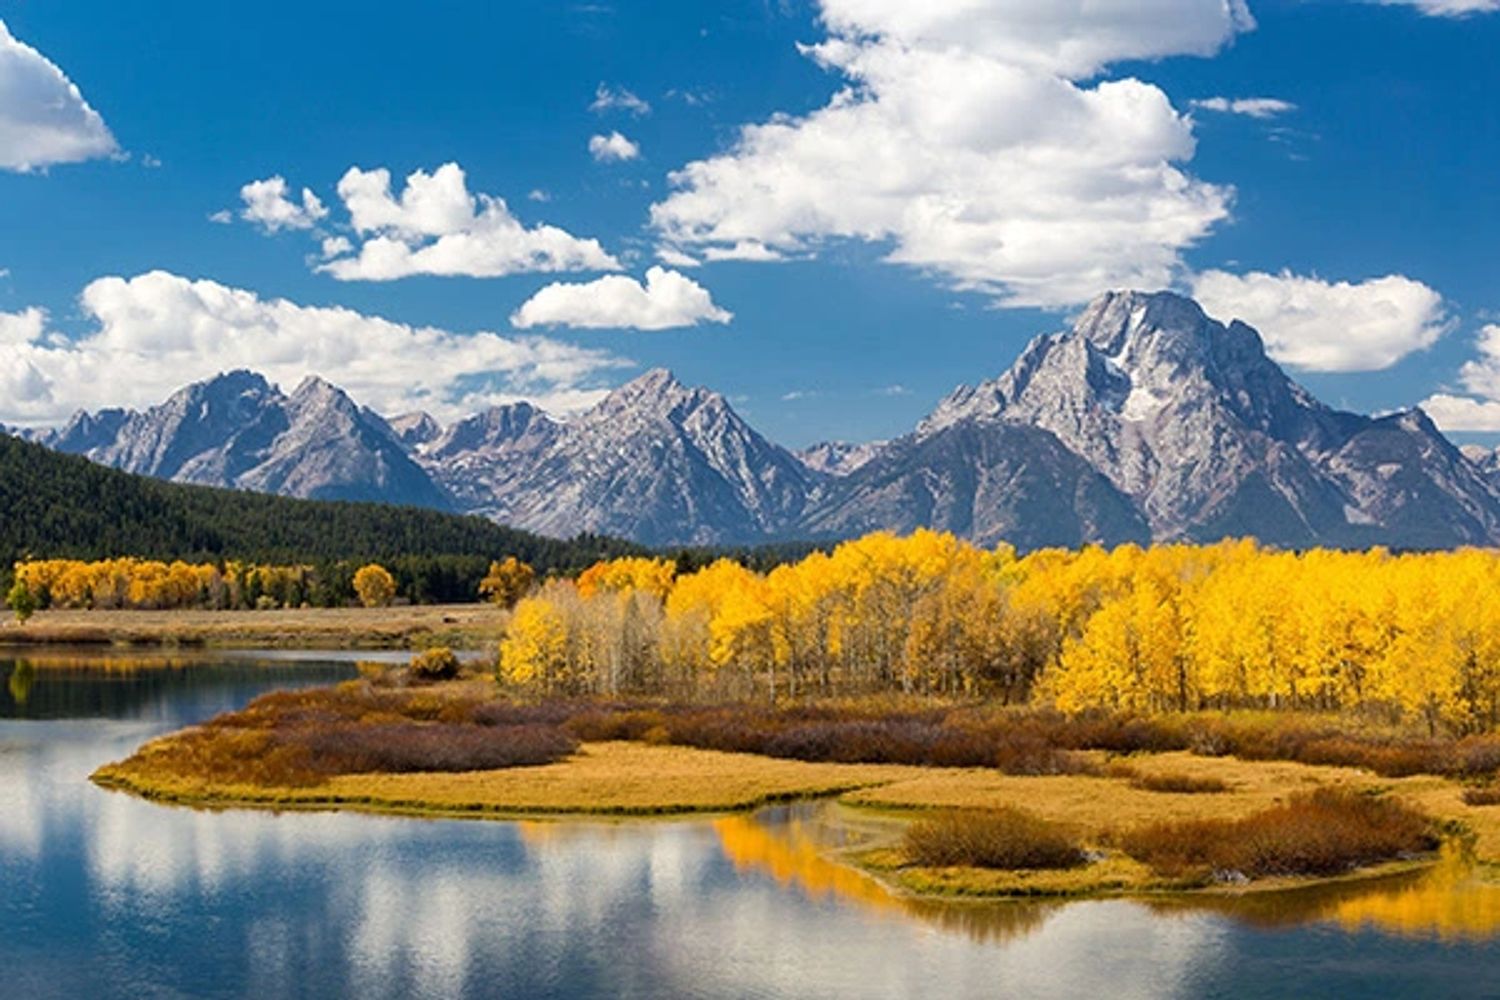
[289,722,576,773]
[1462,785,1500,807]
[1105,763,1227,794]
[1117,788,1437,879]
[903,808,1086,870]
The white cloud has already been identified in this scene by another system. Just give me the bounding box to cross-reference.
[1191,269,1452,372]
[589,131,641,163]
[703,241,784,263]
[651,0,1250,307]
[1191,96,1297,119]
[590,83,651,116]
[319,235,353,259]
[0,18,118,171]
[1421,393,1500,432]
[1421,325,1500,431]
[1380,0,1500,16]
[655,246,702,268]
[0,271,629,425]
[317,163,620,280]
[239,175,328,232]
[511,266,732,331]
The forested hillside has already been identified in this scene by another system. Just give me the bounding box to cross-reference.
[0,433,641,599]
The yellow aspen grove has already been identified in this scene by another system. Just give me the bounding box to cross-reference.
[499,593,571,689]
[9,558,316,611]
[486,534,1500,735]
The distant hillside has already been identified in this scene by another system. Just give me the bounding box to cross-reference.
[0,432,641,577]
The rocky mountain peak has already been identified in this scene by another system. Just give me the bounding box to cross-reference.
[389,412,444,451]
[798,440,886,477]
[289,374,347,405]
[426,402,558,461]
[1072,289,1212,355]
[592,368,721,422]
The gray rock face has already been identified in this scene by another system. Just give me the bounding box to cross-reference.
[862,290,1500,548]
[388,412,444,451]
[51,371,449,509]
[797,440,886,477]
[421,370,821,546]
[802,419,1150,550]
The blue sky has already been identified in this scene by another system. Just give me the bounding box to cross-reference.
[1,0,1498,448]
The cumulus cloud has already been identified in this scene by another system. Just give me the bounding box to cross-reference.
[1191,96,1297,119]
[589,131,641,163]
[0,271,628,425]
[590,84,651,116]
[1421,325,1500,431]
[1421,393,1500,432]
[1380,0,1500,16]
[1191,269,1452,372]
[651,0,1251,307]
[238,175,328,232]
[317,163,621,280]
[0,18,118,171]
[511,267,732,331]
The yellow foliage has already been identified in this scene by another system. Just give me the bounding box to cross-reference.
[10,557,312,611]
[478,556,536,608]
[352,563,396,608]
[577,557,676,600]
[499,593,570,687]
[496,532,1500,732]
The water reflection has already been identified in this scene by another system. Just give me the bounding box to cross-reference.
[719,801,1500,948]
[2,650,1500,998]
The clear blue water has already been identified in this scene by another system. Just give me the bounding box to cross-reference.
[2,648,1498,1000]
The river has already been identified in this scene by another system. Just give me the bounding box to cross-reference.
[3,648,1499,999]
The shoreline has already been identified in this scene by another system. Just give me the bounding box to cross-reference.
[0,605,506,651]
[91,737,1487,904]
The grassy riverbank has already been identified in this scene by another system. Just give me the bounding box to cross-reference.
[1,605,507,650]
[91,677,1500,901]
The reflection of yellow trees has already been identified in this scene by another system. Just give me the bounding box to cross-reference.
[714,813,901,915]
[9,654,199,673]
[498,534,1500,732]
[712,811,1058,944]
[1327,848,1500,942]
[1144,845,1500,943]
[6,662,35,705]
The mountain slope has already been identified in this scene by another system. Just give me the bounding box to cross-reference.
[0,431,637,572]
[18,291,1500,551]
[802,418,1150,549]
[840,290,1500,549]
[425,370,822,546]
[51,372,449,510]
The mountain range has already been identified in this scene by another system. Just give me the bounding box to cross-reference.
[24,290,1500,551]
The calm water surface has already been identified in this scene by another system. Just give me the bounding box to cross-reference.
[3,648,1500,999]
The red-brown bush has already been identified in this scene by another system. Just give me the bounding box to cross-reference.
[903,808,1085,870]
[1117,788,1437,879]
